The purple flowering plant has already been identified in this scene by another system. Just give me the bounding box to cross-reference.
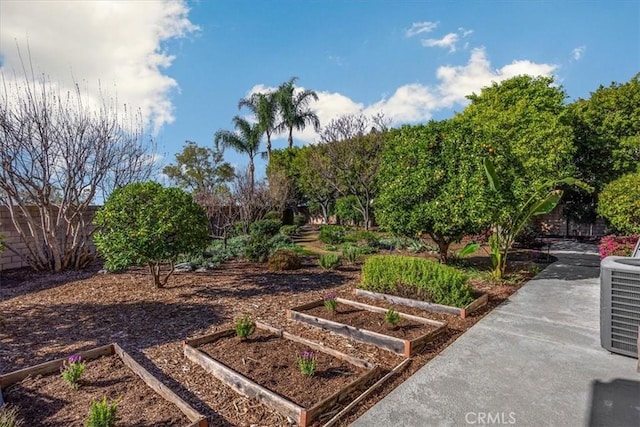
[296,349,317,377]
[323,292,338,313]
[60,354,85,389]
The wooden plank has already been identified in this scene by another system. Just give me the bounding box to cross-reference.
[184,344,303,423]
[336,297,446,327]
[407,324,447,356]
[321,358,412,427]
[0,344,114,389]
[462,293,489,318]
[254,321,283,337]
[306,365,379,422]
[113,344,207,426]
[184,329,236,348]
[355,288,489,318]
[288,309,406,355]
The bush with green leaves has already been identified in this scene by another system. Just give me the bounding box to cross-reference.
[360,255,474,307]
[318,253,341,270]
[598,173,640,235]
[293,214,307,227]
[0,405,24,427]
[263,211,282,221]
[335,195,364,226]
[346,230,380,248]
[268,233,294,250]
[342,246,361,264]
[385,307,401,327]
[85,396,119,427]
[279,225,301,236]
[267,249,302,271]
[249,219,282,238]
[244,233,271,263]
[93,182,209,288]
[318,225,347,244]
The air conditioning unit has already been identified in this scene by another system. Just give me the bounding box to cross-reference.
[601,256,640,358]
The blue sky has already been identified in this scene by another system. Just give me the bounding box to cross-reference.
[1,0,639,181]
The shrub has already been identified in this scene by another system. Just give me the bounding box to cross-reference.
[279,225,301,236]
[348,230,380,248]
[318,254,341,270]
[0,405,24,427]
[342,246,361,264]
[385,307,401,326]
[318,225,346,244]
[293,214,307,227]
[263,211,282,221]
[324,244,339,252]
[60,354,85,389]
[93,182,209,288]
[85,396,119,427]
[296,349,317,377]
[244,233,271,263]
[268,234,294,251]
[323,292,338,312]
[599,235,639,259]
[360,255,474,307]
[250,219,282,238]
[235,314,256,339]
[598,173,640,234]
[358,246,378,255]
[335,196,364,225]
[267,249,302,271]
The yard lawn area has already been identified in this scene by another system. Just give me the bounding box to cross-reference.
[0,254,536,426]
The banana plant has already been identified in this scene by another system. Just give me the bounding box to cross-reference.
[460,158,592,279]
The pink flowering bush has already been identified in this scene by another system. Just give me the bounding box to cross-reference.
[598,235,639,259]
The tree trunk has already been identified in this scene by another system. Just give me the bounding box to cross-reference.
[288,127,294,148]
[266,131,272,160]
[432,235,451,264]
[248,160,255,195]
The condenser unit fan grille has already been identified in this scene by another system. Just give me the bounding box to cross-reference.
[610,270,640,353]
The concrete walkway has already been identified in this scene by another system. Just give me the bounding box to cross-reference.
[353,242,640,427]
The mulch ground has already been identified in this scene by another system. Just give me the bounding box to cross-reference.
[0,250,545,426]
[4,354,189,426]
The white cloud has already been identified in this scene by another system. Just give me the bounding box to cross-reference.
[0,0,197,134]
[260,47,557,145]
[405,21,439,38]
[436,47,557,107]
[571,46,586,60]
[459,27,474,38]
[422,33,460,52]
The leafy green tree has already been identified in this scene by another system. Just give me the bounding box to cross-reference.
[266,148,302,214]
[335,195,363,225]
[376,120,491,263]
[162,141,234,193]
[275,77,320,148]
[215,116,263,193]
[564,74,640,222]
[597,173,640,234]
[458,75,576,225]
[93,182,209,288]
[239,92,279,159]
[293,145,335,223]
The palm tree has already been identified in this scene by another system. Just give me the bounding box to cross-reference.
[214,116,262,193]
[238,92,278,159]
[275,77,321,149]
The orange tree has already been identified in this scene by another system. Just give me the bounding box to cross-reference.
[93,182,209,288]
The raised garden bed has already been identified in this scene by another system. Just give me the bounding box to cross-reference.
[0,343,206,427]
[183,322,379,427]
[354,288,488,319]
[287,298,447,357]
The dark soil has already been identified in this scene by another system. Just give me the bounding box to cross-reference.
[3,354,189,426]
[302,303,437,340]
[0,246,544,426]
[198,329,369,408]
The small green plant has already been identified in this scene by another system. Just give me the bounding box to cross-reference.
[324,244,339,252]
[293,214,307,227]
[318,254,341,270]
[234,314,256,339]
[279,225,301,236]
[0,405,24,427]
[296,349,317,377]
[85,396,119,427]
[323,292,338,313]
[342,246,361,264]
[60,354,85,390]
[385,307,401,327]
